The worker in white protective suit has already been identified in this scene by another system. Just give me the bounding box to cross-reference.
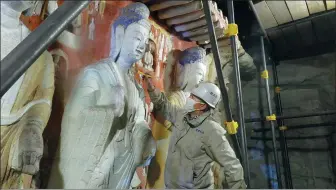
[144,74,246,189]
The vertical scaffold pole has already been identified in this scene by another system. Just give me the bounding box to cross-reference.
[272,61,293,189]
[260,36,283,188]
[0,1,90,97]
[227,0,251,187]
[201,0,242,162]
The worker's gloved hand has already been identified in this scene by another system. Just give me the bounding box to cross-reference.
[142,70,156,92]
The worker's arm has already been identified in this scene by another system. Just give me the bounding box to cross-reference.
[145,76,181,125]
[237,48,257,82]
[207,124,246,189]
[147,87,182,125]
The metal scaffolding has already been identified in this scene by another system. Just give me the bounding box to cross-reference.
[206,1,336,189]
[203,0,252,187]
[247,1,336,189]
[260,37,283,188]
[1,1,335,189]
[202,0,243,165]
[0,1,90,97]
[271,60,293,189]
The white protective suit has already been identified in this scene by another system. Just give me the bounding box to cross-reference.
[148,88,246,189]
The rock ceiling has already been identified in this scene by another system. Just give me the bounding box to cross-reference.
[140,0,230,48]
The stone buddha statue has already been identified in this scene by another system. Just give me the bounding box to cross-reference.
[47,2,156,189]
[142,34,156,72]
[1,1,55,188]
[166,47,207,108]
[148,47,207,188]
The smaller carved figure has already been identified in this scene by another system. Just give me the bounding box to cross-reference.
[142,38,156,71]
[88,17,95,40]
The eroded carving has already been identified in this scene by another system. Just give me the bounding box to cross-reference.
[148,47,207,188]
[47,3,156,189]
[1,1,55,188]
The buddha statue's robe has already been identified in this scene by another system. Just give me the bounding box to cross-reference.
[1,2,55,188]
[48,58,156,189]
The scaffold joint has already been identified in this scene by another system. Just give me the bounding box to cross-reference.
[224,23,238,37]
[266,114,277,121]
[279,126,287,131]
[275,86,281,93]
[261,70,269,79]
[225,120,239,134]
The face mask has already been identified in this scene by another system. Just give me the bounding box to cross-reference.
[184,98,205,113]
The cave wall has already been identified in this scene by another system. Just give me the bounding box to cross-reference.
[242,51,336,188]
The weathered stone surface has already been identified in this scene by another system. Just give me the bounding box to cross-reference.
[242,52,335,188]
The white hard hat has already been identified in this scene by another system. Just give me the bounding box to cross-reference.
[191,82,221,108]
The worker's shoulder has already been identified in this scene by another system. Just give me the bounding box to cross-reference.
[201,119,226,136]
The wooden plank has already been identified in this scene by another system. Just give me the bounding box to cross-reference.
[325,0,336,10]
[253,1,278,29]
[266,1,293,25]
[296,21,316,46]
[286,1,310,20]
[149,1,192,11]
[306,0,326,14]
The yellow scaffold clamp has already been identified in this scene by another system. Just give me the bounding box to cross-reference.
[275,86,281,93]
[261,70,269,79]
[224,23,238,37]
[279,126,288,131]
[266,114,277,121]
[225,120,239,135]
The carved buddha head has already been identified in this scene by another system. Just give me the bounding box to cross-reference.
[110,2,151,68]
[176,47,207,92]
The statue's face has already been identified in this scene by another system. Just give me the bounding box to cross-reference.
[177,61,206,92]
[118,23,149,66]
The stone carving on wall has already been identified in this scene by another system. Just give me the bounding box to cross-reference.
[47,2,156,189]
[88,0,106,18]
[142,33,156,72]
[49,1,82,49]
[148,0,226,45]
[164,47,207,94]
[0,1,56,188]
[148,46,207,188]
[137,33,156,128]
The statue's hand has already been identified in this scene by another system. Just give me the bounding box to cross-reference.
[111,85,125,117]
[11,123,43,175]
[96,85,125,117]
